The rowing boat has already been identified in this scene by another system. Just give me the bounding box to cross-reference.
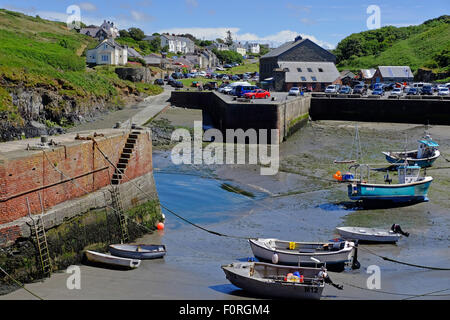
[109,244,166,260]
[85,250,141,269]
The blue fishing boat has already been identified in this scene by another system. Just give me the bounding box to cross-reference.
[382,135,440,168]
[347,164,433,203]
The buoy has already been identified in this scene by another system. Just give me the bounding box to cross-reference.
[157,222,165,230]
[272,253,279,264]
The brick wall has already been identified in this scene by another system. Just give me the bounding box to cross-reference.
[0,131,153,225]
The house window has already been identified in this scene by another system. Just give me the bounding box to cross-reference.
[297,68,302,72]
[283,68,290,72]
[307,68,313,72]
[101,55,109,62]
[311,76,317,81]
[318,68,324,72]
[301,76,307,81]
[104,45,107,49]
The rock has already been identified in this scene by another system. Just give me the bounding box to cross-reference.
[115,67,153,83]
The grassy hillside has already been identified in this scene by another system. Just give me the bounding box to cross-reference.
[335,15,450,79]
[0,9,162,129]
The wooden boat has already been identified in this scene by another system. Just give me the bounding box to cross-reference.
[248,238,356,271]
[348,164,433,203]
[222,262,325,300]
[336,227,401,243]
[109,244,166,260]
[85,250,141,269]
[382,135,440,168]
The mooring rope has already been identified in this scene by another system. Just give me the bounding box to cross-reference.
[0,266,44,300]
[350,244,450,271]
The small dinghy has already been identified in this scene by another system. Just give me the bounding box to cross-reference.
[109,244,166,260]
[336,224,409,243]
[85,250,141,269]
[249,238,357,271]
[222,262,331,300]
[382,134,440,168]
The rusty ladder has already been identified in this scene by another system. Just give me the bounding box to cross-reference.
[26,195,52,277]
[110,186,129,244]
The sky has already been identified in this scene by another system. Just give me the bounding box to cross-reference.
[1,0,448,49]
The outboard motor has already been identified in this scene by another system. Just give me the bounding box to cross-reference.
[319,267,343,290]
[391,224,410,237]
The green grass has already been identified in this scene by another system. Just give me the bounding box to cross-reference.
[337,19,450,74]
[217,61,259,75]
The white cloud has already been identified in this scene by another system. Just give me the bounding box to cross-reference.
[158,27,335,49]
[130,10,154,22]
[78,2,97,12]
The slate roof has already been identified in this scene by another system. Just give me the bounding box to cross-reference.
[277,61,340,83]
[261,38,308,58]
[127,47,143,59]
[378,66,414,79]
[360,68,376,79]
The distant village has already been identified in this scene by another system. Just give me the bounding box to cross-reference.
[79,20,434,94]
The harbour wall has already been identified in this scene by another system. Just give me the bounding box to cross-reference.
[0,129,162,290]
[169,91,311,143]
[310,96,450,125]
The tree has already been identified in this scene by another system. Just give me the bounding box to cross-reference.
[225,30,233,46]
[148,36,161,52]
[128,27,145,41]
[216,38,224,44]
[212,49,243,64]
[119,29,130,38]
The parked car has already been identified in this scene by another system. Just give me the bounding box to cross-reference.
[231,75,240,81]
[215,66,225,71]
[244,89,271,99]
[325,85,339,93]
[421,85,433,95]
[372,88,384,96]
[171,72,184,79]
[224,64,233,68]
[353,84,367,95]
[339,86,352,94]
[204,82,218,90]
[222,75,230,80]
[167,78,176,86]
[154,79,164,86]
[407,87,420,95]
[221,85,233,94]
[391,88,403,96]
[288,87,301,96]
[438,87,449,96]
[172,81,184,88]
[234,85,258,97]
[232,62,239,67]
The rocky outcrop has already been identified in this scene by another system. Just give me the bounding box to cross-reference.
[115,67,153,83]
[415,68,450,82]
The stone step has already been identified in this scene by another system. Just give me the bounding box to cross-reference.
[117,163,127,169]
[127,138,137,144]
[118,158,129,164]
[111,179,119,185]
[129,134,139,139]
[123,148,133,154]
[132,131,142,135]
[125,143,135,149]
[121,153,131,159]
[112,173,122,180]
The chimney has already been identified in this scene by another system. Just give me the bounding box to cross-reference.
[295,35,303,42]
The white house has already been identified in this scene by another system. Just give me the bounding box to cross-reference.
[245,42,260,54]
[86,39,128,65]
[230,42,247,56]
[144,34,195,54]
[208,42,229,51]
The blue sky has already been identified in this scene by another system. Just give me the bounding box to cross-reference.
[1,0,448,48]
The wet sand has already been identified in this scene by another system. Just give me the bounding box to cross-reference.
[2,108,450,300]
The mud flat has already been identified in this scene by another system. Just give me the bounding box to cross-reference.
[2,117,450,300]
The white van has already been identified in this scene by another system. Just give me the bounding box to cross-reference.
[221,82,251,95]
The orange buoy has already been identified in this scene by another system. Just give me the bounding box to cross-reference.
[157,222,165,230]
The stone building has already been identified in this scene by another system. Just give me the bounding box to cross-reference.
[86,39,128,66]
[372,66,414,83]
[260,36,338,91]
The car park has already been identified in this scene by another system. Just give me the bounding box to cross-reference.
[288,87,301,96]
[244,89,270,99]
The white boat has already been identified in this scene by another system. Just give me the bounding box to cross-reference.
[249,238,356,271]
[222,262,325,300]
[336,227,401,243]
[85,250,141,269]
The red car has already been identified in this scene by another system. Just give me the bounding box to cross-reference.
[244,89,271,99]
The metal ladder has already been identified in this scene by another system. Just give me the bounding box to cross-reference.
[110,186,129,244]
[26,196,52,277]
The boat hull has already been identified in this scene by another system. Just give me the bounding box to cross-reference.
[336,227,401,243]
[382,150,440,168]
[249,239,355,272]
[109,244,166,260]
[348,177,433,203]
[85,250,141,269]
[222,262,324,300]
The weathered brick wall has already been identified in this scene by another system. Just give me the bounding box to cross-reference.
[0,131,153,225]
